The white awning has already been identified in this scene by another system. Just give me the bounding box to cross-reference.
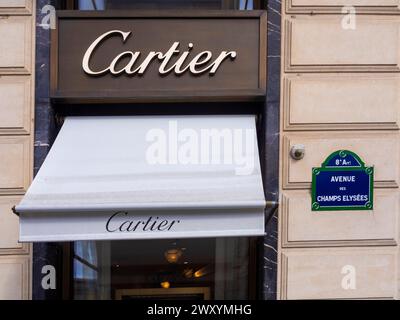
[16,115,265,242]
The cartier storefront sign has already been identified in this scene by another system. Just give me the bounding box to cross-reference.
[51,11,267,103]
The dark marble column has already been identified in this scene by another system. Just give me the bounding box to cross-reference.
[32,0,64,300]
[262,0,281,300]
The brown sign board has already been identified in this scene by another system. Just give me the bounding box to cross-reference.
[51,11,267,104]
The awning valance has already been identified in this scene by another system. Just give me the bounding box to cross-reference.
[16,115,265,242]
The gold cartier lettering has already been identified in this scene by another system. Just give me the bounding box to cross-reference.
[82,30,237,76]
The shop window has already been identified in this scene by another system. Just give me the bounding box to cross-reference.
[72,238,256,300]
[73,241,99,299]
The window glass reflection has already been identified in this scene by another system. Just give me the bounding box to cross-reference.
[74,241,98,266]
[77,0,255,10]
[74,259,97,280]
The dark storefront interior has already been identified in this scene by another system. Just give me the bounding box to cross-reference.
[73,238,257,299]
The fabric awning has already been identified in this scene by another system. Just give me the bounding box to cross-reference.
[16,115,266,242]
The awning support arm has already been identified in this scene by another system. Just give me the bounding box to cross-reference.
[12,205,20,217]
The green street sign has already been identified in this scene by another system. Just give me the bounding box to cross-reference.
[311,150,374,211]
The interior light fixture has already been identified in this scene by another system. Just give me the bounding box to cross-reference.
[164,248,183,264]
